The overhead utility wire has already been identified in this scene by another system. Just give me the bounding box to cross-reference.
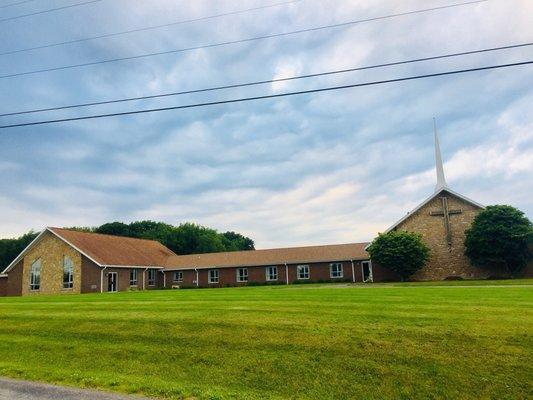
[0,0,303,55]
[0,0,101,22]
[0,0,489,79]
[0,0,40,9]
[1,61,530,129]
[2,42,530,117]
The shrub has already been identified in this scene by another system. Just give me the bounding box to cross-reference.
[367,231,430,281]
[465,205,532,277]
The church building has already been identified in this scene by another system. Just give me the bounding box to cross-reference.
[0,127,507,296]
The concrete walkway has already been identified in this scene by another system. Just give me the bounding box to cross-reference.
[0,378,154,400]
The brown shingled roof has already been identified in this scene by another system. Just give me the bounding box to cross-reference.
[49,227,176,267]
[164,242,370,270]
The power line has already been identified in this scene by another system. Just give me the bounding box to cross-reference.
[0,0,101,23]
[1,61,530,129]
[2,42,530,117]
[0,0,303,56]
[0,0,40,9]
[0,0,490,79]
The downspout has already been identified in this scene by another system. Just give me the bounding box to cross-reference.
[100,266,107,293]
[284,263,289,285]
[194,267,199,287]
[143,268,148,290]
[350,259,355,283]
[161,270,166,288]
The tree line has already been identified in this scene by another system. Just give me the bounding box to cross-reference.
[0,221,255,270]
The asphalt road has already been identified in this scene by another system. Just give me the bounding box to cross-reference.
[0,378,153,400]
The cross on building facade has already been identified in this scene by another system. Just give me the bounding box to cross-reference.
[429,196,462,245]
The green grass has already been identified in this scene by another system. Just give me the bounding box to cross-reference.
[0,281,531,400]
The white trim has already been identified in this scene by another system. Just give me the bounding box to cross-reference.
[365,188,485,250]
[147,269,156,286]
[46,228,103,267]
[208,269,219,284]
[236,267,248,283]
[297,264,310,280]
[265,266,278,282]
[329,262,343,279]
[164,258,367,271]
[0,274,7,278]
[103,264,164,269]
[107,271,118,292]
[1,230,48,274]
[361,260,373,283]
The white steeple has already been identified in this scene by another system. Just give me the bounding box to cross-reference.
[433,118,448,192]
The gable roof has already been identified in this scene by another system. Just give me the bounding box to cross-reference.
[164,242,369,270]
[48,227,177,267]
[383,187,484,235]
[2,227,177,273]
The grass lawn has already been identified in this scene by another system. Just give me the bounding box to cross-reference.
[0,281,531,399]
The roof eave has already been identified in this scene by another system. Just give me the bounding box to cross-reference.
[164,256,370,271]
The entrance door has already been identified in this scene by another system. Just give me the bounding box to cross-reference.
[361,261,373,283]
[107,272,118,292]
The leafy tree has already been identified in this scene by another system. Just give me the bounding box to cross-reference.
[0,221,255,270]
[222,231,255,251]
[0,231,39,271]
[367,231,430,280]
[95,222,131,237]
[465,205,532,276]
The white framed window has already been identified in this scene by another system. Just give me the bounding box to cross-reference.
[130,269,138,286]
[236,268,248,282]
[266,266,278,281]
[148,269,156,286]
[330,263,343,279]
[208,269,219,284]
[173,271,183,282]
[63,256,74,289]
[297,265,310,280]
[30,258,41,291]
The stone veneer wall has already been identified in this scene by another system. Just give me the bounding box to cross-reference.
[22,231,82,296]
[394,191,487,280]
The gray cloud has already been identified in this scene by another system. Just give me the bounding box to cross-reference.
[0,0,532,246]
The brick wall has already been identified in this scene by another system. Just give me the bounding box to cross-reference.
[394,191,487,280]
[0,277,6,297]
[21,231,82,296]
[6,261,23,296]
[164,260,377,288]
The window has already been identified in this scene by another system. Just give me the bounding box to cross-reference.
[30,259,41,291]
[148,269,156,286]
[330,263,343,278]
[236,268,248,282]
[130,269,138,286]
[297,265,310,280]
[63,256,74,289]
[208,269,219,284]
[173,271,183,282]
[266,266,278,281]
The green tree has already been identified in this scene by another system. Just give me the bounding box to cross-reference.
[222,231,255,251]
[0,231,39,270]
[367,231,430,281]
[95,222,131,237]
[465,205,532,276]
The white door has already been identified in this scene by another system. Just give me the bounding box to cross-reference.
[107,272,118,292]
[361,261,373,283]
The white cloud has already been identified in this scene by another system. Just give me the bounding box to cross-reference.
[0,0,532,245]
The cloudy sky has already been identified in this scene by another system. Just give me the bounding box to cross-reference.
[0,0,531,247]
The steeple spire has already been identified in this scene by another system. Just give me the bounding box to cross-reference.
[434,118,448,192]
